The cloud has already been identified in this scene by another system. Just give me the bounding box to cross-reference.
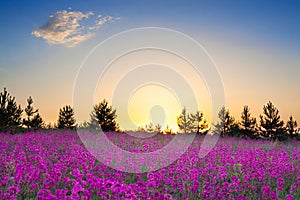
[32,10,119,47]
[88,15,118,31]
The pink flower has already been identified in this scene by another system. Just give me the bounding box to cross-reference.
[277,177,285,190]
[262,185,271,196]
[30,183,37,189]
[72,181,84,195]
[7,186,19,194]
[163,193,173,199]
[37,189,56,199]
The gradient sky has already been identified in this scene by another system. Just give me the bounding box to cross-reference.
[0,1,299,131]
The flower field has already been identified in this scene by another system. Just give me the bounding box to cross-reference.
[0,131,299,200]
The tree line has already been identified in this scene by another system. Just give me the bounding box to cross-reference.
[0,87,299,141]
[177,103,299,141]
[0,88,117,133]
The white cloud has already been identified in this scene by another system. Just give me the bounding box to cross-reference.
[32,10,119,47]
[88,15,118,31]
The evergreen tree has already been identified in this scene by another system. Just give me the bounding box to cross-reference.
[259,101,284,140]
[177,107,193,134]
[240,105,257,138]
[216,106,235,137]
[164,124,173,134]
[145,122,155,132]
[137,126,145,132]
[31,113,44,130]
[57,105,76,130]
[189,111,209,134]
[23,96,44,130]
[46,122,55,129]
[78,121,89,129]
[88,116,100,130]
[0,88,23,132]
[231,122,241,137]
[155,123,162,133]
[286,115,298,137]
[90,99,118,132]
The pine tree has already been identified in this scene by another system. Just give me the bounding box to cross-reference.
[286,115,298,137]
[240,105,256,138]
[145,122,155,132]
[78,121,89,129]
[23,96,44,130]
[189,111,209,134]
[177,107,193,134]
[46,122,54,129]
[31,113,44,130]
[90,99,118,132]
[0,88,23,133]
[57,105,76,130]
[164,124,173,134]
[137,126,145,132]
[216,106,235,137]
[259,101,284,140]
[155,123,162,133]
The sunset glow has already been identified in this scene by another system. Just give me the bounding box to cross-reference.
[0,0,299,127]
[1,1,300,199]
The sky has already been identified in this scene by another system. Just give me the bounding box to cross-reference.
[0,0,299,131]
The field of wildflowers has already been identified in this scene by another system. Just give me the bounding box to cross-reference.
[0,131,299,199]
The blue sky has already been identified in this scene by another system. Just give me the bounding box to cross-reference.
[0,1,299,129]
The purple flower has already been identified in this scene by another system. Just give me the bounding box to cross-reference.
[277,177,285,190]
[147,172,155,180]
[163,193,173,199]
[30,183,37,189]
[104,180,113,189]
[37,189,56,199]
[262,185,271,196]
[72,181,84,195]
[1,131,300,199]
[7,186,19,194]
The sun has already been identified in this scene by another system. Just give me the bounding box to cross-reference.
[127,83,181,132]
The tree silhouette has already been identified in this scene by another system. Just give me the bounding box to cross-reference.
[90,99,118,132]
[286,115,298,137]
[137,126,145,132]
[78,120,89,129]
[177,107,193,134]
[0,88,23,133]
[145,122,155,132]
[240,105,256,138]
[189,111,209,134]
[259,101,284,140]
[216,106,235,137]
[155,123,162,133]
[23,96,44,130]
[45,122,55,129]
[164,124,173,134]
[57,105,76,130]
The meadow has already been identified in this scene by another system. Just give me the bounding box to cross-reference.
[0,131,299,200]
